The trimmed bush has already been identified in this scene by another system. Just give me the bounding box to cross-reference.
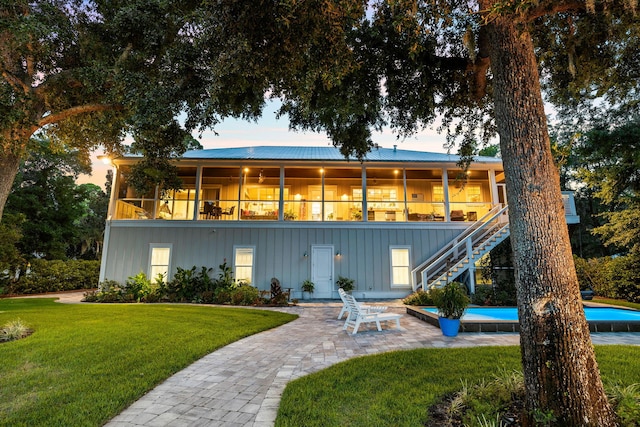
[229,284,260,305]
[403,290,436,306]
[83,260,292,307]
[7,259,99,295]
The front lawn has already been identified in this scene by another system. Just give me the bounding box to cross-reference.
[0,298,296,427]
[276,346,640,426]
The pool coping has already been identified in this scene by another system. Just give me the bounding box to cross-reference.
[406,306,640,333]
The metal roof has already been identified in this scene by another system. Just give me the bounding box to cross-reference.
[180,146,502,165]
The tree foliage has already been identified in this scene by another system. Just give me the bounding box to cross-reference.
[0,0,203,218]
[5,138,107,260]
[569,120,640,254]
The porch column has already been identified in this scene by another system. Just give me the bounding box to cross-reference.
[107,164,118,219]
[278,166,285,221]
[402,168,408,221]
[193,166,202,221]
[362,167,368,222]
[442,168,450,221]
[489,169,498,207]
[321,167,325,221]
[153,186,159,220]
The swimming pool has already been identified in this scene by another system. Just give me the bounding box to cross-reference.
[407,305,640,333]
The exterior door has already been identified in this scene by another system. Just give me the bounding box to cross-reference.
[311,245,334,298]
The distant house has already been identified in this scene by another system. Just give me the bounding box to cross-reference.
[99,146,579,299]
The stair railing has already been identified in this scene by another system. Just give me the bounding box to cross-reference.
[411,204,509,291]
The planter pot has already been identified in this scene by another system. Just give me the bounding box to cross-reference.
[438,316,461,337]
[302,291,313,300]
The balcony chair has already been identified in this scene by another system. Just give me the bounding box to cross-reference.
[200,202,219,219]
[220,205,235,218]
[450,210,466,221]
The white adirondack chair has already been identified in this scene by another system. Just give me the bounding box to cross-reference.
[342,292,402,335]
[337,288,387,319]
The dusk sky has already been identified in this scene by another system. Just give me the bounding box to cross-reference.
[78,101,450,189]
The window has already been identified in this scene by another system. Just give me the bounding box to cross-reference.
[467,184,482,202]
[149,245,172,282]
[390,247,411,288]
[234,246,255,284]
[432,185,444,202]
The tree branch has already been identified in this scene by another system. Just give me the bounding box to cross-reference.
[2,70,31,95]
[38,104,124,127]
[470,26,491,101]
[524,1,586,22]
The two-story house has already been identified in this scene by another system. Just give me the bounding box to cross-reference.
[99,146,579,299]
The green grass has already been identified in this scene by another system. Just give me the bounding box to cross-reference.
[592,297,640,310]
[276,346,640,426]
[0,298,296,427]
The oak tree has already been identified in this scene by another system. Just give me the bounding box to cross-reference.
[219,1,637,425]
[0,0,198,219]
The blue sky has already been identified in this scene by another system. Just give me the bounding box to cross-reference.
[78,101,450,188]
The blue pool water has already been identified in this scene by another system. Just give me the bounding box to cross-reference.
[423,306,640,322]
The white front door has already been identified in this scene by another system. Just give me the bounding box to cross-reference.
[311,245,334,299]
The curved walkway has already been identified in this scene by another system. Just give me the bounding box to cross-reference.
[34,293,640,426]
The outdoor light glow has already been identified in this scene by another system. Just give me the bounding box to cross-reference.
[98,154,112,165]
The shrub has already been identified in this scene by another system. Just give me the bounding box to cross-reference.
[471,280,517,306]
[125,272,153,302]
[606,255,640,303]
[214,288,232,304]
[336,276,355,292]
[166,266,198,302]
[471,285,494,306]
[607,383,640,426]
[574,254,640,302]
[403,290,435,306]
[8,259,99,294]
[574,255,612,296]
[431,281,470,319]
[0,319,31,342]
[229,284,260,305]
[85,279,126,303]
[213,261,234,289]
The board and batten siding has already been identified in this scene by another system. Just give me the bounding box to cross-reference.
[100,222,466,299]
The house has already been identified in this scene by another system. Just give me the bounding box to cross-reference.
[99,146,579,299]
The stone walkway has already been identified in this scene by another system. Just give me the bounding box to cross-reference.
[32,292,640,426]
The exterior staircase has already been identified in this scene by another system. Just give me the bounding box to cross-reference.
[411,205,510,293]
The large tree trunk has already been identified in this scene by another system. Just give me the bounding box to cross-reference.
[485,12,617,427]
[0,151,21,221]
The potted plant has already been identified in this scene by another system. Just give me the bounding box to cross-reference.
[431,281,470,337]
[336,276,355,293]
[301,279,314,299]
